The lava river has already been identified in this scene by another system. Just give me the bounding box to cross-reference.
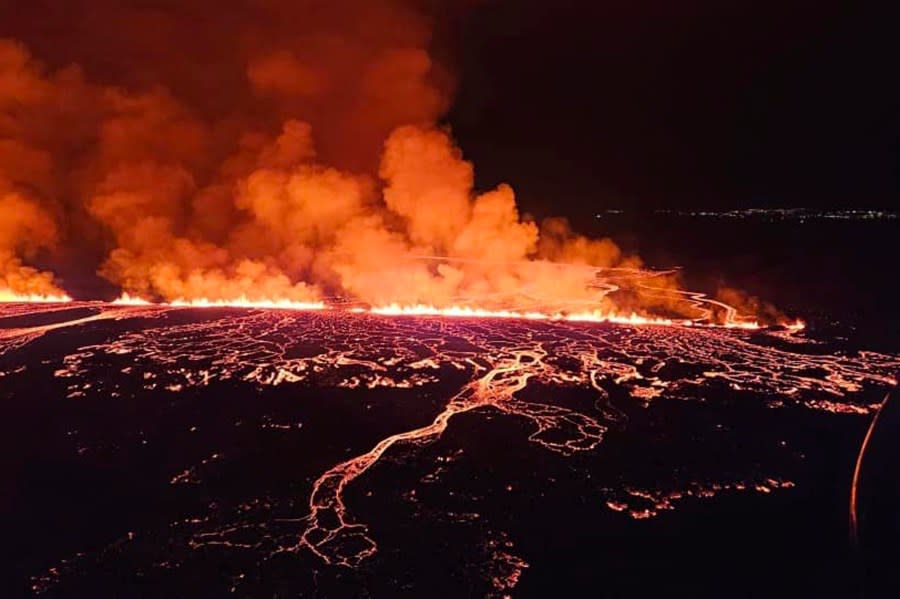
[0,301,896,596]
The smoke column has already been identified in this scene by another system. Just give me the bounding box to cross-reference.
[0,0,747,319]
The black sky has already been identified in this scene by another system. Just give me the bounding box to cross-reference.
[444,1,899,217]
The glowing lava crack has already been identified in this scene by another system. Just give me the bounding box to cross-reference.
[296,343,610,566]
[3,301,895,593]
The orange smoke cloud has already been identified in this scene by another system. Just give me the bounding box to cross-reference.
[0,192,63,297]
[0,2,784,323]
[715,286,788,325]
[0,42,65,298]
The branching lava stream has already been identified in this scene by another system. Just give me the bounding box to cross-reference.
[1,300,895,595]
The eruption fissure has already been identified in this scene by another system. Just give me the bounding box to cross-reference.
[0,3,791,325]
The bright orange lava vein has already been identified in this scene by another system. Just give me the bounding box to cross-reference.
[0,290,73,303]
[0,292,806,331]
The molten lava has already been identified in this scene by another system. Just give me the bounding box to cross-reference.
[169,296,326,311]
[0,34,802,328]
[110,293,155,306]
[4,298,891,591]
[99,292,804,330]
[369,303,678,326]
[0,290,72,303]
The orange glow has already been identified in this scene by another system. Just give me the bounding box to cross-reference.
[369,305,803,330]
[113,293,325,311]
[717,320,760,330]
[0,289,72,303]
[15,294,806,330]
[366,303,785,329]
[169,296,326,311]
[111,293,154,306]
[6,292,894,584]
[369,303,678,326]
[0,15,804,336]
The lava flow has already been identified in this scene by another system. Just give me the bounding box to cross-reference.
[92,262,798,330]
[297,340,608,567]
[368,303,677,327]
[5,298,893,594]
[0,2,892,594]
[0,290,72,303]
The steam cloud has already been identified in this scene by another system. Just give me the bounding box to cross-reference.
[0,0,682,315]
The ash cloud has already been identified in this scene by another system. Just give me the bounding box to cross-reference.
[0,0,659,313]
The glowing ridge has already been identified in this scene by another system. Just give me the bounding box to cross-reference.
[170,297,326,310]
[370,303,678,326]
[98,295,805,330]
[0,290,72,303]
[113,294,326,311]
[111,293,154,306]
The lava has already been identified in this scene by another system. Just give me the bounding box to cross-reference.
[849,391,894,546]
[114,294,328,311]
[6,297,893,593]
[0,28,799,329]
[111,293,155,306]
[369,303,678,327]
[112,293,328,311]
[96,279,806,330]
[0,3,886,594]
[296,341,607,566]
[169,297,326,311]
[0,290,72,303]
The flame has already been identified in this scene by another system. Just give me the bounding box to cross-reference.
[99,296,804,330]
[370,303,678,326]
[0,12,806,332]
[113,293,325,311]
[110,294,328,312]
[716,320,760,330]
[0,289,72,303]
[169,297,325,311]
[111,293,154,306]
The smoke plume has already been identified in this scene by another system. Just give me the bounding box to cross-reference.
[0,0,703,317]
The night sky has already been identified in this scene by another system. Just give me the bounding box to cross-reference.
[444,1,899,217]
